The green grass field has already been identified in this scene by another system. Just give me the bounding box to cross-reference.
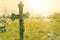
[0,19,60,40]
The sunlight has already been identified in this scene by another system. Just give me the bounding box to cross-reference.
[29,0,40,11]
[29,0,51,17]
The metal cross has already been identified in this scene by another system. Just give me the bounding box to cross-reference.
[10,1,26,40]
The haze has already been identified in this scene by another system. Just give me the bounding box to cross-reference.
[0,0,60,17]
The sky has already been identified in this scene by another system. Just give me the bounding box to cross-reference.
[0,0,60,17]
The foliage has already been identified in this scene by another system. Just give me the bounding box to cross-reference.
[0,18,60,40]
[48,13,60,22]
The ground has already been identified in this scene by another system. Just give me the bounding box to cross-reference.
[0,19,60,40]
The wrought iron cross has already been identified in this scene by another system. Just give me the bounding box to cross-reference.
[10,1,25,40]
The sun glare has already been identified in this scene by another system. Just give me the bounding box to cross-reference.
[29,0,40,11]
[29,0,51,17]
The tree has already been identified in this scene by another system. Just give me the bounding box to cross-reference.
[48,13,60,22]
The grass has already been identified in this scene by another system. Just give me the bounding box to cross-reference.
[0,19,60,40]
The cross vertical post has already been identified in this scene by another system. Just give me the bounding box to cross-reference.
[18,1,25,40]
